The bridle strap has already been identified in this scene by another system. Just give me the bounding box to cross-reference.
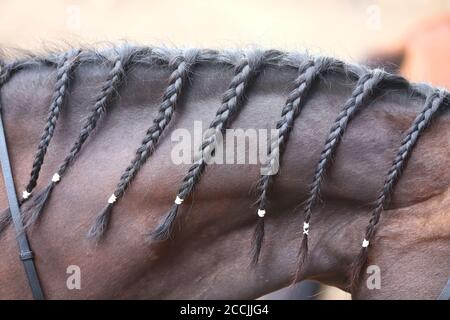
[0,107,45,300]
[438,278,450,300]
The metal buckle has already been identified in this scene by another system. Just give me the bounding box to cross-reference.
[20,250,34,261]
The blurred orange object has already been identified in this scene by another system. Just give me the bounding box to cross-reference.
[367,14,450,89]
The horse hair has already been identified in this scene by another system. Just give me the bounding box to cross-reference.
[0,46,447,295]
[349,88,447,293]
[24,49,81,199]
[149,49,279,241]
[0,55,57,230]
[294,69,405,280]
[21,45,135,227]
[88,48,201,241]
[251,55,342,265]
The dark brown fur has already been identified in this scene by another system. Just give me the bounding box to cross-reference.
[0,48,448,299]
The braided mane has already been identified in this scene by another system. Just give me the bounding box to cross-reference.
[0,45,448,294]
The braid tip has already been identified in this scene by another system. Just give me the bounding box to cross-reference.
[87,202,114,242]
[149,202,180,242]
[349,246,370,294]
[23,180,56,229]
[251,217,265,266]
[293,232,309,285]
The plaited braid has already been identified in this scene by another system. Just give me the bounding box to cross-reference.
[150,50,268,241]
[295,69,389,280]
[349,88,447,292]
[0,58,57,230]
[251,56,338,265]
[22,49,133,227]
[88,49,201,241]
[22,49,81,201]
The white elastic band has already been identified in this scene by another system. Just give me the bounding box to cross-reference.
[303,222,309,235]
[257,209,266,218]
[22,190,31,199]
[362,239,370,248]
[51,173,61,182]
[174,196,184,205]
[108,194,117,204]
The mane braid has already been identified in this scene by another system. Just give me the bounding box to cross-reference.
[149,49,268,241]
[251,56,338,265]
[0,58,59,231]
[294,69,389,281]
[88,49,201,241]
[22,49,81,201]
[349,88,447,293]
[2,47,448,297]
[22,48,133,228]
[0,56,56,85]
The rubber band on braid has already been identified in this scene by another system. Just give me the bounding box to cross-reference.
[250,56,339,265]
[21,47,134,228]
[149,49,269,242]
[87,48,201,241]
[22,49,82,202]
[294,69,389,280]
[349,88,447,293]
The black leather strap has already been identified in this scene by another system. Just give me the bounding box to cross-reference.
[0,107,45,300]
[438,278,450,300]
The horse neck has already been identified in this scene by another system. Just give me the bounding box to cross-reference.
[0,58,448,299]
[142,68,449,298]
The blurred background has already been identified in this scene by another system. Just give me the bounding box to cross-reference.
[1,0,448,299]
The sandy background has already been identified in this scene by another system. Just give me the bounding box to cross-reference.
[0,0,448,60]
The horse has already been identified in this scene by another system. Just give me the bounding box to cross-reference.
[0,45,448,299]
